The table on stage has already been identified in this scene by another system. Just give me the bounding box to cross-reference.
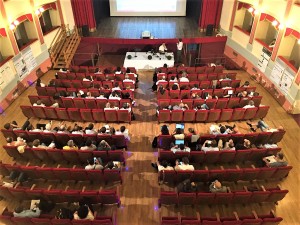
[123,52,174,69]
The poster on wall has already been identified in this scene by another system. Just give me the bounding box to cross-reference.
[279,69,295,95]
[0,62,15,90]
[257,48,271,73]
[12,53,28,79]
[22,46,37,72]
[270,60,285,86]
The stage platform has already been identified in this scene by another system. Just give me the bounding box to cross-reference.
[123,52,174,69]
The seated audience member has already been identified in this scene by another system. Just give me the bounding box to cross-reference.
[171,83,179,90]
[172,102,189,111]
[33,100,45,107]
[191,93,201,99]
[237,90,248,98]
[71,124,84,134]
[268,39,276,48]
[171,143,191,153]
[151,160,174,172]
[191,84,200,90]
[63,140,78,150]
[126,67,139,82]
[83,75,93,82]
[98,126,107,135]
[85,123,97,135]
[201,140,219,152]
[110,127,116,135]
[194,103,209,110]
[262,153,288,168]
[94,67,103,74]
[235,139,251,150]
[73,205,94,220]
[115,126,130,141]
[173,128,185,140]
[97,92,107,99]
[177,179,198,193]
[241,81,250,87]
[59,68,69,73]
[50,100,59,108]
[179,72,189,82]
[13,205,41,218]
[6,136,26,147]
[112,82,122,91]
[156,76,166,86]
[109,91,121,100]
[32,139,56,149]
[161,125,170,135]
[97,140,111,151]
[174,157,194,171]
[120,102,132,112]
[43,122,56,133]
[104,161,121,170]
[170,75,178,82]
[85,158,104,170]
[243,100,255,108]
[80,139,97,151]
[85,92,94,99]
[209,180,227,193]
[123,74,136,84]
[115,66,123,74]
[246,120,284,132]
[37,198,55,213]
[218,139,235,150]
[187,128,199,144]
[36,78,46,87]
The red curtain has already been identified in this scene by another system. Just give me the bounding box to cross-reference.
[71,0,96,30]
[199,0,223,30]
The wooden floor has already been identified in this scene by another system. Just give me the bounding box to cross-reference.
[0,66,299,225]
[91,17,207,39]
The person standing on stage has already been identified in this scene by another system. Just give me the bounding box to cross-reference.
[159,43,167,54]
[176,38,183,63]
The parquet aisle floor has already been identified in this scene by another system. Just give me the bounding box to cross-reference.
[0,66,299,225]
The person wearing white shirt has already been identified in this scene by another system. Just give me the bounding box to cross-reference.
[176,38,183,63]
[33,100,45,107]
[243,100,255,109]
[123,75,135,84]
[159,43,167,54]
[174,157,194,171]
[179,72,189,82]
[171,144,191,154]
[115,125,130,142]
[201,140,219,152]
[112,82,122,91]
[120,102,132,112]
[156,76,166,86]
[109,91,121,100]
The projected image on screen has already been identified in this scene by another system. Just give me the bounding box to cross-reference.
[110,0,186,16]
[117,0,176,12]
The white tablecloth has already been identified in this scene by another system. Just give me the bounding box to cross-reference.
[123,52,174,70]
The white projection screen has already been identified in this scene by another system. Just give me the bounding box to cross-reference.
[110,0,187,16]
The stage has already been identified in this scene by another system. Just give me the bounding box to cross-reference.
[123,52,174,69]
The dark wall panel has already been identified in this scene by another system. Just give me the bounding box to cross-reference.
[186,0,202,24]
[93,0,110,26]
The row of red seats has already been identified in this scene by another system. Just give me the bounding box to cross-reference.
[158,148,281,164]
[157,65,224,74]
[156,79,241,90]
[157,106,269,123]
[29,96,132,109]
[3,145,125,165]
[21,106,132,123]
[36,87,134,98]
[0,184,120,205]
[160,210,282,225]
[158,165,292,184]
[159,186,288,206]
[69,65,136,73]
[56,72,137,81]
[50,79,136,90]
[1,131,127,149]
[0,207,116,225]
[0,161,122,184]
[157,131,285,149]
[158,96,262,109]
[157,72,236,82]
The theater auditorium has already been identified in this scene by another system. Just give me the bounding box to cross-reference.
[0,0,299,224]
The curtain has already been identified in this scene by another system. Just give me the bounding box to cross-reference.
[71,0,96,30]
[199,0,223,30]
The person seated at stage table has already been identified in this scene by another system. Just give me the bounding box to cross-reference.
[159,43,167,54]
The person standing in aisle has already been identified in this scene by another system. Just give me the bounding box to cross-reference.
[176,38,183,63]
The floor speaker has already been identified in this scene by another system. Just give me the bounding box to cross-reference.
[206,24,214,36]
[82,25,89,37]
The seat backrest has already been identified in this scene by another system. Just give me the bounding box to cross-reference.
[104,109,118,122]
[68,108,83,121]
[55,108,70,120]
[195,110,208,122]
[158,110,171,123]
[171,110,183,122]
[117,109,131,123]
[80,109,94,122]
[243,107,258,120]
[207,109,221,122]
[183,110,196,122]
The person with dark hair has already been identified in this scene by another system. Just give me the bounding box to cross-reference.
[174,157,194,171]
[4,120,30,131]
[177,179,198,193]
[80,139,97,151]
[161,125,170,135]
[85,158,104,170]
[201,140,219,152]
[173,128,185,140]
[73,205,94,220]
[105,161,121,170]
[176,38,183,63]
[85,123,97,135]
[115,125,130,141]
[115,66,123,74]
[36,78,45,87]
[112,82,121,91]
[263,152,288,167]
[235,139,251,150]
[6,136,27,147]
[98,126,107,134]
[241,81,250,87]
[171,143,191,153]
[151,160,174,172]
